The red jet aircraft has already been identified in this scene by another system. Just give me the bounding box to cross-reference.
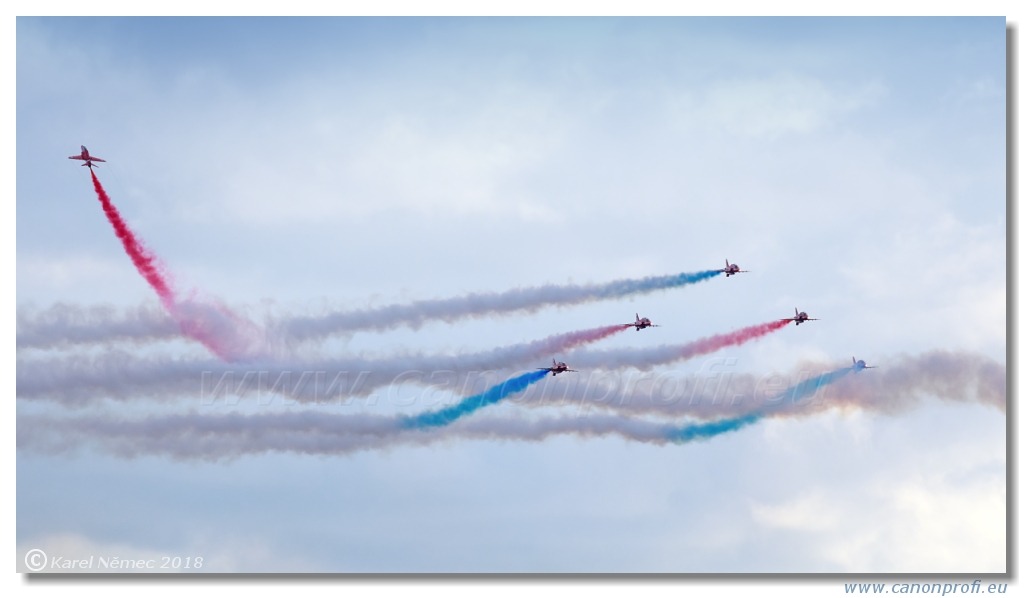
[781,308,819,326]
[68,145,106,168]
[537,359,577,376]
[629,313,660,331]
[720,259,748,277]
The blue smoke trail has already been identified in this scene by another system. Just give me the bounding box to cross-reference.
[778,367,854,403]
[401,369,551,429]
[600,269,723,296]
[663,366,854,443]
[665,413,762,442]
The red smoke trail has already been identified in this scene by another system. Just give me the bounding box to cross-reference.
[90,170,175,311]
[558,324,632,350]
[514,323,633,368]
[678,319,792,360]
[89,171,260,362]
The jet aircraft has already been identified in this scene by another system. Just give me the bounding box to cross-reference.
[720,259,748,277]
[781,308,819,326]
[537,359,577,376]
[629,313,660,331]
[68,145,106,168]
[852,357,876,371]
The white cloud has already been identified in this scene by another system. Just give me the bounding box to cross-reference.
[748,408,1005,573]
[836,214,1005,355]
[669,73,885,139]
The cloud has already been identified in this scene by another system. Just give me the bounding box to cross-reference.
[750,409,1005,573]
[669,73,885,139]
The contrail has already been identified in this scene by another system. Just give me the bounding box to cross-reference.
[88,171,267,362]
[18,352,1001,460]
[15,324,633,405]
[17,269,724,349]
[15,319,787,406]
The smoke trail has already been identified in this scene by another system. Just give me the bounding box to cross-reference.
[19,353,1002,460]
[512,351,1007,422]
[18,352,999,460]
[17,315,789,407]
[17,270,723,349]
[88,171,267,362]
[657,367,853,442]
[803,350,1006,416]
[400,369,550,429]
[773,366,854,404]
[658,366,853,442]
[522,323,632,355]
[279,269,723,342]
[16,324,632,405]
[566,318,792,371]
[13,320,781,405]
[90,170,174,309]
[16,303,177,349]
[663,413,762,442]
[15,368,552,456]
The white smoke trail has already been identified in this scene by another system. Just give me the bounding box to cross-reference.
[16,303,177,349]
[16,318,792,406]
[15,325,633,406]
[514,351,1007,419]
[276,269,722,342]
[16,270,722,349]
[17,351,1004,460]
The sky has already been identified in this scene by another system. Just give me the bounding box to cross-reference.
[12,10,1009,587]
